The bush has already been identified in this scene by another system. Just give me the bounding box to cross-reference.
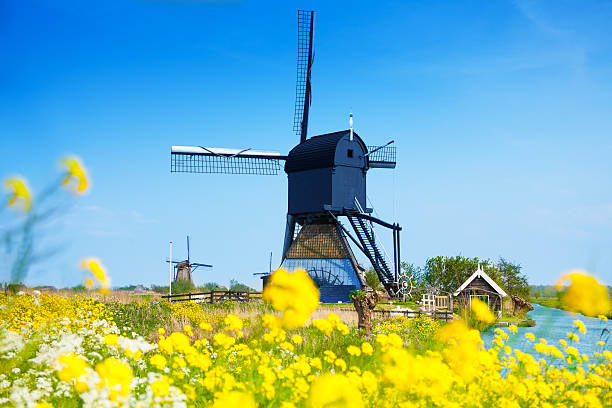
[171,279,194,294]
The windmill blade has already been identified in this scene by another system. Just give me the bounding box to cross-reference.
[294,10,315,143]
[366,142,397,169]
[171,146,287,175]
[190,262,213,268]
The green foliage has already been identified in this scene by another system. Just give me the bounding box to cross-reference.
[421,256,529,297]
[171,279,194,294]
[3,283,25,294]
[460,304,495,332]
[364,268,382,290]
[150,285,169,294]
[109,301,173,338]
[70,284,87,293]
[497,258,529,298]
[529,285,560,299]
[116,285,137,291]
[423,256,498,295]
[199,282,226,292]
[349,289,365,301]
[229,279,254,292]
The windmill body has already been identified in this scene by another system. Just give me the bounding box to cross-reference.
[170,11,402,301]
[166,236,212,285]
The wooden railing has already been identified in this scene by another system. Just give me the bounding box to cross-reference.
[161,291,262,304]
[373,309,454,322]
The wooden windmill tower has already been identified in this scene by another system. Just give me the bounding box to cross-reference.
[170,11,401,301]
[166,236,212,285]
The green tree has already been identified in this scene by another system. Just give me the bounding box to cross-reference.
[496,258,529,298]
[399,262,427,287]
[171,279,194,294]
[229,279,254,292]
[422,256,500,294]
[200,282,224,292]
[364,268,382,290]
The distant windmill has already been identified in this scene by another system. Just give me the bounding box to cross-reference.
[166,236,212,284]
[170,11,402,301]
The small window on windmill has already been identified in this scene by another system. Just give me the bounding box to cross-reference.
[347,149,353,158]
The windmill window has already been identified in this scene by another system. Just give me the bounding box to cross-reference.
[347,149,353,158]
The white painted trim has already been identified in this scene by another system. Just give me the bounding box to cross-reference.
[453,265,508,297]
[171,146,281,157]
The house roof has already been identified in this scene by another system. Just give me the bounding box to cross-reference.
[453,265,508,297]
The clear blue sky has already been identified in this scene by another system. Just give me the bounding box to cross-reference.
[1,0,611,289]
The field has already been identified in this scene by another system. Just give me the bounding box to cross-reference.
[0,277,610,408]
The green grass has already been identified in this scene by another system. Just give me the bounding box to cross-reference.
[531,297,562,309]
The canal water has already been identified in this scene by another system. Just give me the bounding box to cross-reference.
[481,304,610,355]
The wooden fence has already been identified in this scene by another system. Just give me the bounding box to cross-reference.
[161,291,262,304]
[373,309,454,322]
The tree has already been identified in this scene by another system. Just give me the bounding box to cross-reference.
[200,282,224,292]
[422,256,500,294]
[399,262,427,287]
[229,279,254,292]
[171,279,194,294]
[364,268,382,290]
[350,289,379,337]
[496,258,529,298]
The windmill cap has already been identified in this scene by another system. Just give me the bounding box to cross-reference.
[284,130,368,173]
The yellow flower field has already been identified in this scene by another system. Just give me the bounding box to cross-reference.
[0,277,610,408]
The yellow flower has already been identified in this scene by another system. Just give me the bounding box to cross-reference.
[262,268,319,328]
[308,374,364,408]
[212,391,256,408]
[334,358,347,371]
[80,258,111,294]
[280,341,294,352]
[567,332,580,343]
[213,332,236,349]
[548,345,564,359]
[4,177,32,212]
[150,354,167,370]
[508,325,518,334]
[312,318,333,335]
[34,403,52,408]
[95,357,133,401]
[347,345,361,357]
[471,298,494,323]
[224,314,243,332]
[327,313,341,327]
[525,332,535,342]
[60,157,89,194]
[597,314,608,321]
[556,271,611,317]
[199,321,213,331]
[291,334,303,345]
[573,320,587,334]
[56,352,90,392]
[150,376,172,397]
[103,334,118,346]
[158,328,165,335]
[361,342,373,356]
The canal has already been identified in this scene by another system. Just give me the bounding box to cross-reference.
[481,304,610,355]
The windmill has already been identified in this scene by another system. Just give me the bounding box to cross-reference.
[166,236,212,284]
[170,10,401,301]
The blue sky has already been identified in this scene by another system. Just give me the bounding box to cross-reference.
[1,0,611,289]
